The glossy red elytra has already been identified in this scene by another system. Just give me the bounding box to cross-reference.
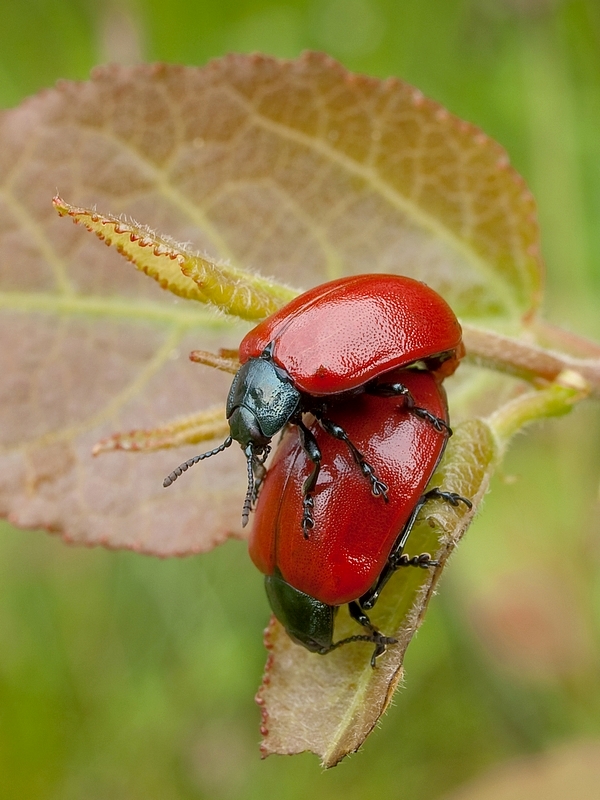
[239,274,464,395]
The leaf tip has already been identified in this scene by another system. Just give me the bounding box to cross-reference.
[52,195,69,216]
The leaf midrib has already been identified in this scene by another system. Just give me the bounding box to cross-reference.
[0,290,239,329]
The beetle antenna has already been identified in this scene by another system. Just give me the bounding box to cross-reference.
[241,445,255,528]
[163,436,233,488]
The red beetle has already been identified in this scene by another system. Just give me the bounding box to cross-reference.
[249,368,471,665]
[165,275,464,533]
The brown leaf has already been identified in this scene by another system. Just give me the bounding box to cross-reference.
[0,54,541,555]
[0,53,551,764]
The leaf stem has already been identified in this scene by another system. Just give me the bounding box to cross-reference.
[531,318,600,359]
[463,323,600,399]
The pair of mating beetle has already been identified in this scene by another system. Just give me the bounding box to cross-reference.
[165,274,471,665]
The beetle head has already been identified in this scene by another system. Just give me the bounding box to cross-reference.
[164,346,301,529]
[226,354,300,449]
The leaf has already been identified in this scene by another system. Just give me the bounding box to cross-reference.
[0,51,560,762]
[53,196,297,320]
[92,405,229,455]
[0,53,542,555]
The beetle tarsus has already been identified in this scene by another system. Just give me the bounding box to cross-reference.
[357,458,389,501]
[369,635,397,668]
[347,601,397,667]
[240,445,257,528]
[296,418,322,535]
[412,407,453,435]
[317,415,389,504]
[391,551,439,569]
[368,380,452,436]
[359,485,472,610]
[317,631,397,667]
[319,630,397,667]
[250,446,271,506]
[368,473,389,502]
[302,496,315,539]
[425,487,472,509]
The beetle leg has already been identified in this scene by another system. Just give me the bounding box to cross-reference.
[348,601,397,667]
[425,487,473,509]
[360,488,472,610]
[295,418,322,538]
[368,381,452,436]
[385,486,472,566]
[316,415,389,503]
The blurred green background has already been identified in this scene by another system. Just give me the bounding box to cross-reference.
[1,0,600,798]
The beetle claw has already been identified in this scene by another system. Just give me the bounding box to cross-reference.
[371,477,389,502]
[413,407,453,436]
[425,488,472,510]
[302,496,315,538]
[370,635,397,668]
[392,551,438,569]
[359,460,389,502]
